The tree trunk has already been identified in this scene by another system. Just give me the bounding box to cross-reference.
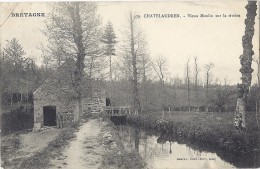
[206,74,209,112]
[68,3,85,123]
[194,57,199,106]
[134,129,140,151]
[235,1,257,130]
[235,98,246,129]
[130,13,141,114]
[257,58,260,87]
[109,54,112,81]
[186,59,191,112]
[256,100,259,128]
[10,93,13,107]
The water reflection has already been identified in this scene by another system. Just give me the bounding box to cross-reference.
[116,124,258,169]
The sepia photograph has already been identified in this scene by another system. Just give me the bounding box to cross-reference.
[0,0,259,168]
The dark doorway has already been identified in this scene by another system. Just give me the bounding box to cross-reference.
[43,106,57,126]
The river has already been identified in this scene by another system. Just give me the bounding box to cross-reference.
[113,122,259,169]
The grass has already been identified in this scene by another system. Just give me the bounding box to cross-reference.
[126,111,260,168]
[100,118,147,169]
[128,111,260,153]
[17,123,78,169]
[1,133,21,168]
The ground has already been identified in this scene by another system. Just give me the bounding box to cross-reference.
[49,118,113,169]
[20,128,61,155]
[1,128,62,168]
[1,117,124,169]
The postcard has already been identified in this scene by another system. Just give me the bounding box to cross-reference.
[0,1,259,169]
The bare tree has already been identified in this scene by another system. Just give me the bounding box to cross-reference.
[185,59,191,112]
[152,55,167,88]
[204,63,214,112]
[235,1,257,130]
[120,12,148,114]
[140,53,152,111]
[45,2,102,122]
[152,55,168,112]
[194,56,200,107]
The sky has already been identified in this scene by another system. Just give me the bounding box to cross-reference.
[0,0,259,85]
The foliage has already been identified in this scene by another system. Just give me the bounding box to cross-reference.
[127,111,260,159]
[247,84,260,112]
[1,134,21,168]
[1,105,34,135]
[210,86,236,112]
[3,38,26,64]
[1,39,42,92]
[101,149,146,169]
[101,21,117,81]
[45,2,104,78]
[100,118,147,169]
[101,21,117,56]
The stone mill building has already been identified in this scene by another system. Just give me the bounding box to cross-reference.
[33,59,106,131]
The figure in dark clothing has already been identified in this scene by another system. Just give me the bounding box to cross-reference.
[106,97,111,106]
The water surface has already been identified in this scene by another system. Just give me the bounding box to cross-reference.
[115,124,258,169]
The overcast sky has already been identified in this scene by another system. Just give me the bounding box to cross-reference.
[1,1,259,85]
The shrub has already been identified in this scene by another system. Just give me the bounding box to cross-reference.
[1,105,34,135]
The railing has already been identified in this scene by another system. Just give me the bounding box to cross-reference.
[104,106,132,116]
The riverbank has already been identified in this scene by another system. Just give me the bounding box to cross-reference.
[1,125,77,169]
[1,116,147,169]
[100,117,147,169]
[125,111,260,168]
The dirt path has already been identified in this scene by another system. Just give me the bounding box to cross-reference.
[50,119,106,169]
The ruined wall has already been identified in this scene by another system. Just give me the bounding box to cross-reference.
[82,96,106,113]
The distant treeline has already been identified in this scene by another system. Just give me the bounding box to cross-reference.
[108,79,259,113]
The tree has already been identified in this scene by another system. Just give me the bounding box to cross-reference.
[204,63,214,112]
[2,38,27,106]
[3,38,26,90]
[194,56,200,106]
[152,55,168,112]
[185,59,191,112]
[101,21,117,81]
[45,2,102,122]
[211,86,234,112]
[0,44,3,110]
[234,1,257,130]
[152,55,167,87]
[253,55,259,85]
[140,53,152,111]
[39,37,68,70]
[247,85,260,128]
[121,12,148,114]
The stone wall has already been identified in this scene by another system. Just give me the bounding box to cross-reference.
[33,85,77,131]
[33,84,106,131]
[32,60,106,131]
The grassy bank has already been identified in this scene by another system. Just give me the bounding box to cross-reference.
[1,123,78,169]
[21,128,76,168]
[19,124,78,169]
[126,111,260,167]
[100,118,147,169]
[1,133,21,168]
